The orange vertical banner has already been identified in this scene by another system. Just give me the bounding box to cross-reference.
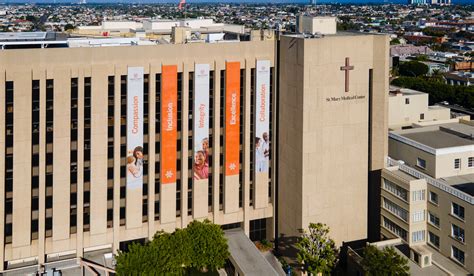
[225,61,240,176]
[161,65,178,184]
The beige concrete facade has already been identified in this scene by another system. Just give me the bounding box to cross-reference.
[296,16,337,35]
[278,33,389,245]
[381,161,474,273]
[0,40,276,271]
[381,167,428,246]
[385,120,474,273]
[388,86,450,130]
[389,123,474,179]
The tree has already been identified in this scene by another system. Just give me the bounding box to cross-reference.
[398,61,429,77]
[187,219,230,272]
[115,241,155,275]
[390,38,401,45]
[64,24,75,31]
[361,245,409,276]
[296,223,338,275]
[115,230,192,275]
[391,76,474,108]
[411,55,428,62]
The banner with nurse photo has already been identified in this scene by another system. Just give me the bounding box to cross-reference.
[255,60,270,174]
[127,67,144,189]
[193,64,210,181]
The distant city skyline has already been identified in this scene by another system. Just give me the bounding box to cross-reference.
[0,0,472,4]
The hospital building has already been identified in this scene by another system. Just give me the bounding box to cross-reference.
[0,17,389,274]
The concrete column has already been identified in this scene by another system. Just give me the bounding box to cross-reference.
[11,71,32,248]
[52,68,71,242]
[90,66,108,239]
[181,63,189,228]
[76,71,84,258]
[147,68,156,240]
[243,60,251,236]
[32,69,46,265]
[0,69,6,270]
[212,62,221,223]
[112,69,121,254]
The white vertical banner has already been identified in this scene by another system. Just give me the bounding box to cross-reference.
[193,64,210,181]
[255,60,270,173]
[127,67,144,189]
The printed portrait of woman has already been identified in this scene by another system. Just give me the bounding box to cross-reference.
[127,146,144,178]
[255,134,269,172]
[201,138,209,163]
[193,150,209,180]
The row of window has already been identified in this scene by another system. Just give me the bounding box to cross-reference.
[383,220,426,244]
[428,231,465,265]
[383,179,408,201]
[417,156,474,170]
[383,197,408,222]
[382,179,425,202]
[429,191,465,220]
[383,216,408,241]
[3,69,274,241]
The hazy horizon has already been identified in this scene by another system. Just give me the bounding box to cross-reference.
[0,0,472,4]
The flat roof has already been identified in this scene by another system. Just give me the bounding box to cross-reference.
[386,167,417,182]
[402,130,473,149]
[442,174,474,196]
[0,32,47,40]
[354,240,470,276]
[389,85,425,96]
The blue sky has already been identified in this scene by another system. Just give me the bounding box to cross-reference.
[0,0,472,4]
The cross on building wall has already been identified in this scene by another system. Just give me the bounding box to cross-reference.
[340,57,354,93]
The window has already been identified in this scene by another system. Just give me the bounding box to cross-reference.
[469,157,474,168]
[249,218,267,242]
[429,191,438,205]
[428,212,440,227]
[383,179,408,201]
[416,158,426,169]
[405,98,410,104]
[451,224,465,243]
[383,217,407,241]
[420,113,424,120]
[412,190,425,201]
[452,246,465,265]
[429,232,440,248]
[412,230,425,243]
[412,210,425,222]
[383,198,408,221]
[452,202,465,220]
[454,158,461,169]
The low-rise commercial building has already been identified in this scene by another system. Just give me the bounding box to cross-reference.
[381,120,474,273]
[388,86,451,130]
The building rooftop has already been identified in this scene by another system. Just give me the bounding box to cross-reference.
[444,71,474,81]
[0,31,47,40]
[402,130,473,149]
[387,158,474,205]
[0,31,67,42]
[442,174,474,196]
[349,239,471,276]
[389,85,425,96]
[385,166,418,182]
[391,122,474,150]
